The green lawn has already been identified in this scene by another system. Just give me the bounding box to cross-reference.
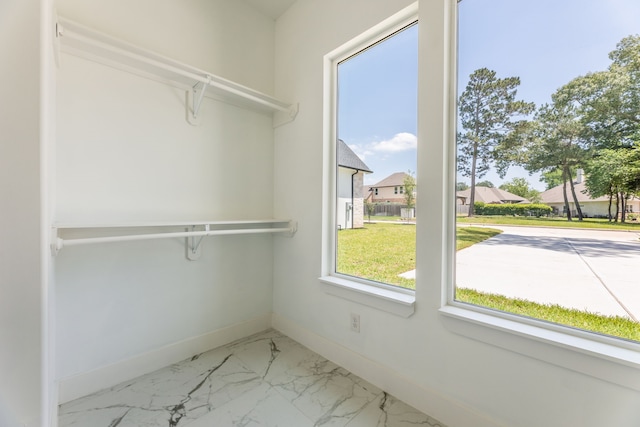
[337,221,640,342]
[337,222,417,288]
[365,216,409,222]
[457,288,640,342]
[337,223,500,289]
[457,215,640,231]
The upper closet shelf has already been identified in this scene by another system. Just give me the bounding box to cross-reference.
[55,17,298,126]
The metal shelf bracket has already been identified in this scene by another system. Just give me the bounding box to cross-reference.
[186,224,208,261]
[187,75,211,125]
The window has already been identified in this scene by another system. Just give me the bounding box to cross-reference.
[320,5,418,316]
[454,0,640,344]
[334,21,417,291]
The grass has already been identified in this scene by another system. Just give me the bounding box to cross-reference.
[337,223,416,288]
[337,221,639,342]
[457,215,640,231]
[337,223,500,289]
[456,288,640,342]
[456,227,502,250]
[365,215,411,222]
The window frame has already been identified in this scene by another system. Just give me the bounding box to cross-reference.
[320,4,418,318]
[320,0,640,389]
[441,0,640,388]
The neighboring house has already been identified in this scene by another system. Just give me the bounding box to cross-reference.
[337,139,372,229]
[367,172,412,204]
[539,171,640,218]
[456,186,530,205]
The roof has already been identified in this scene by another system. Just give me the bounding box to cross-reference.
[539,181,609,204]
[337,139,372,173]
[456,186,529,204]
[370,172,411,188]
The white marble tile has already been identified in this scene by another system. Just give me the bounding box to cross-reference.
[185,382,315,427]
[59,330,446,427]
[59,351,262,427]
[268,353,382,426]
[345,392,445,427]
[226,329,315,381]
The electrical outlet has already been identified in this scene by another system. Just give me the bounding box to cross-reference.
[350,313,360,333]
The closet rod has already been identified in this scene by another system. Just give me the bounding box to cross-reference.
[58,18,293,114]
[52,226,293,254]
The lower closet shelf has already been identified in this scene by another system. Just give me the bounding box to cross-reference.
[51,219,297,258]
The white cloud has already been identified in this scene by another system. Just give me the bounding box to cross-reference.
[345,132,417,163]
[370,132,417,152]
[348,144,374,162]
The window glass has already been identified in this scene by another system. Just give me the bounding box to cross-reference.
[455,0,640,342]
[336,22,418,289]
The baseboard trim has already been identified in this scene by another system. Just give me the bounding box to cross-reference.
[271,313,502,427]
[58,313,272,404]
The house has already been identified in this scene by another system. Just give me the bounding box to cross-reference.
[540,170,640,218]
[337,139,372,229]
[367,171,413,204]
[456,186,530,205]
[3,2,638,427]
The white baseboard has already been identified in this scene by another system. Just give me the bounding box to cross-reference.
[271,313,502,427]
[58,313,272,404]
[59,312,499,427]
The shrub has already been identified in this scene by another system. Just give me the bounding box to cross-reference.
[474,202,552,217]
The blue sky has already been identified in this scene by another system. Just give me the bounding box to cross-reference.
[339,0,640,190]
[338,23,418,186]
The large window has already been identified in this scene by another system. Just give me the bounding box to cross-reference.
[334,21,418,290]
[455,0,640,343]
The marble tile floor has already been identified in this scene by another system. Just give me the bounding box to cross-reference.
[59,329,446,427]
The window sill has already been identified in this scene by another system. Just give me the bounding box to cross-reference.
[319,275,415,317]
[440,305,640,392]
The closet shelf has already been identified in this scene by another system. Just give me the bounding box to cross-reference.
[55,17,298,124]
[51,219,297,258]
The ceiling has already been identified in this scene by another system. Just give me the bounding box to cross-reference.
[242,0,297,20]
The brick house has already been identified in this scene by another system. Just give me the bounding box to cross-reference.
[366,172,412,204]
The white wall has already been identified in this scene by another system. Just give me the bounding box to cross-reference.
[54,0,278,395]
[337,167,354,229]
[272,2,640,427]
[56,0,275,95]
[0,0,54,425]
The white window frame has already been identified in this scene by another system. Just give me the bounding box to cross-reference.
[319,4,418,318]
[320,0,639,390]
[438,0,640,390]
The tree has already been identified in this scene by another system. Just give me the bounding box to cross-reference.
[541,35,640,220]
[499,177,528,196]
[456,182,469,191]
[518,85,591,220]
[457,68,534,216]
[403,171,416,209]
[540,168,574,191]
[568,35,640,151]
[499,177,541,203]
[364,200,376,223]
[585,145,640,222]
[476,180,495,188]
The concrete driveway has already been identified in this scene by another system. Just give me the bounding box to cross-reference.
[456,225,640,320]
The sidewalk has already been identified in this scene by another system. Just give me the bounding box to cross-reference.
[455,226,640,320]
